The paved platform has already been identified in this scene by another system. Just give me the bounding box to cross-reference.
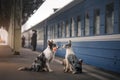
[0,45,120,80]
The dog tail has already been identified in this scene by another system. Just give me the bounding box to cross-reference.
[18,66,33,71]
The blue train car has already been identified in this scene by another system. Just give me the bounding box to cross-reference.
[23,0,120,73]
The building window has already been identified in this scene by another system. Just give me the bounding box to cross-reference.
[105,3,114,34]
[85,12,90,36]
[71,18,75,37]
[77,16,81,36]
[94,9,100,35]
[66,20,69,37]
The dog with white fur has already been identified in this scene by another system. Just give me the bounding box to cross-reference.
[42,40,58,72]
[62,40,83,74]
[18,40,58,72]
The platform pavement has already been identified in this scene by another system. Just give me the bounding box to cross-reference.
[0,45,120,80]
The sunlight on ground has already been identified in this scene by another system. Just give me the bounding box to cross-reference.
[0,27,8,45]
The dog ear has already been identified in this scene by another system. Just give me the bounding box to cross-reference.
[79,59,83,65]
[48,40,54,44]
[48,40,50,43]
[68,40,71,44]
[48,40,51,44]
[67,40,72,47]
[49,40,54,43]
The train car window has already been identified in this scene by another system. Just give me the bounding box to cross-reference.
[71,18,75,37]
[54,24,57,38]
[70,19,72,37]
[66,20,69,37]
[48,25,53,39]
[47,26,51,39]
[105,3,114,34]
[119,3,120,33]
[50,26,52,39]
[58,23,62,38]
[61,22,65,38]
[52,25,55,38]
[28,31,31,43]
[94,9,100,35]
[38,28,43,40]
[49,26,51,39]
[60,23,62,38]
[85,12,90,36]
[51,25,55,39]
[57,24,59,38]
[77,16,81,37]
[56,24,59,38]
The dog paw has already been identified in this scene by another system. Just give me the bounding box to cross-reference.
[49,70,53,72]
[64,70,69,73]
[72,71,77,74]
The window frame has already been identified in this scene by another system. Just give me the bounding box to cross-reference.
[105,2,114,34]
[85,12,90,36]
[94,9,100,35]
[77,16,82,37]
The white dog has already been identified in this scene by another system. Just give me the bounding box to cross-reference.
[42,40,58,72]
[18,40,58,72]
[62,40,82,74]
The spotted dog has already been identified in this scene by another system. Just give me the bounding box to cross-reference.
[18,40,58,72]
[42,40,58,72]
[62,40,83,74]
[18,52,46,71]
